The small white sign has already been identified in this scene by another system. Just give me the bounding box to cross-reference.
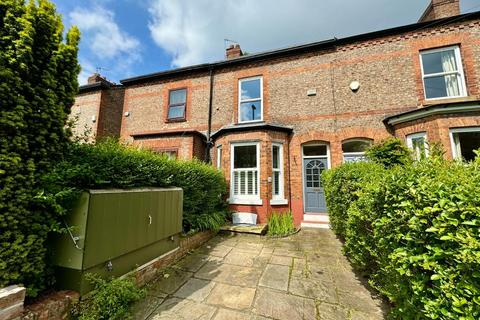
[232,212,257,225]
[307,89,317,96]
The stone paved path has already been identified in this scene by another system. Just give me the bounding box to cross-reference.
[132,228,388,320]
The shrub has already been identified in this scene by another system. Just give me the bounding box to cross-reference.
[0,0,80,296]
[267,211,295,236]
[74,274,145,320]
[322,161,384,239]
[323,157,480,319]
[42,140,229,233]
[365,138,412,168]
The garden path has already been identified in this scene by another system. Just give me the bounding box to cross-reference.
[132,228,388,320]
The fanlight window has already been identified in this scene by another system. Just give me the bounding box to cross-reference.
[342,139,372,163]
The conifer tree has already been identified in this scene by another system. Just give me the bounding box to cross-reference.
[0,0,80,296]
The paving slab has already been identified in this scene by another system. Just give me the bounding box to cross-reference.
[259,264,290,291]
[133,229,387,320]
[174,278,216,302]
[253,287,316,320]
[206,283,256,310]
[195,262,262,287]
[149,269,193,295]
[149,298,217,320]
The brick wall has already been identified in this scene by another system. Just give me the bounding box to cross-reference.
[71,91,102,141]
[97,87,124,139]
[75,16,480,224]
[419,0,460,23]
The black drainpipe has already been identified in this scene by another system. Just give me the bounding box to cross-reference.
[205,67,215,163]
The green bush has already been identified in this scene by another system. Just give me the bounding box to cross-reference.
[43,140,229,233]
[323,157,480,319]
[0,0,80,296]
[366,138,412,168]
[267,211,295,236]
[74,274,145,320]
[322,161,384,239]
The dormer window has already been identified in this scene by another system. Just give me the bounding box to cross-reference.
[239,77,263,123]
[420,46,466,100]
[167,88,187,121]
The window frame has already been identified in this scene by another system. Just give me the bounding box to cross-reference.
[406,132,429,160]
[229,141,262,205]
[449,127,480,160]
[419,45,467,101]
[271,143,287,205]
[342,138,372,163]
[167,88,187,122]
[153,148,178,160]
[238,76,263,123]
[216,145,222,169]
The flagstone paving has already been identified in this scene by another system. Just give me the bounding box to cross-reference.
[131,228,388,320]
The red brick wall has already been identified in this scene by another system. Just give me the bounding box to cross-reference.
[97,87,124,139]
[77,17,480,224]
[71,91,102,141]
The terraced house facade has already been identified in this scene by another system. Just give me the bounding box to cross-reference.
[73,0,480,227]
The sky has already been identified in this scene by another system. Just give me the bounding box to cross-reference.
[51,0,480,85]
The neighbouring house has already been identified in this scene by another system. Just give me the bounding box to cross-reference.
[72,0,480,227]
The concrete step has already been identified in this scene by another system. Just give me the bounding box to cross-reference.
[301,220,330,229]
[303,214,329,223]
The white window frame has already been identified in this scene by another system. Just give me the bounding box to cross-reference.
[419,45,467,101]
[342,138,371,163]
[449,127,480,160]
[238,76,263,123]
[271,143,287,205]
[229,142,262,205]
[216,145,222,169]
[406,132,429,160]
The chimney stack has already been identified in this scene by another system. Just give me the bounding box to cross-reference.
[226,44,243,59]
[418,0,460,23]
[87,73,114,85]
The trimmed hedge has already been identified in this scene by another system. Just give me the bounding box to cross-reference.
[322,157,480,319]
[43,140,229,233]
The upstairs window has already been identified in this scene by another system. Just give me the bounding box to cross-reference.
[167,88,187,121]
[239,77,262,123]
[406,132,428,160]
[420,46,466,100]
[342,139,372,163]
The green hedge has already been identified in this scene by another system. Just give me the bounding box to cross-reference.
[43,140,229,233]
[322,157,480,319]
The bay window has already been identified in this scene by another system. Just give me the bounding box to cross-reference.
[406,132,428,160]
[230,142,261,204]
[450,127,480,161]
[238,77,263,123]
[342,139,371,163]
[271,143,286,205]
[420,46,466,100]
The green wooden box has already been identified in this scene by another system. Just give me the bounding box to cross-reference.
[49,188,183,294]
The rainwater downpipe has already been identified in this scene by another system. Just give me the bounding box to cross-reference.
[206,67,215,163]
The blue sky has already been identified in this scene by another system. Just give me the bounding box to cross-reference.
[52,0,480,85]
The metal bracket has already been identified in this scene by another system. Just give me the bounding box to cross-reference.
[64,220,82,250]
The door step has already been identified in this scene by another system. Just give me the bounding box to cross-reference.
[301,214,330,229]
[303,214,329,223]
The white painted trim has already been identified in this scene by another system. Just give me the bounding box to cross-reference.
[270,199,288,205]
[230,141,261,202]
[449,126,480,160]
[238,76,263,123]
[271,142,285,201]
[216,145,222,169]
[228,198,263,205]
[301,143,331,216]
[406,132,429,159]
[419,45,467,101]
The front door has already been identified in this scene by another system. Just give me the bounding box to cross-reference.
[303,158,327,213]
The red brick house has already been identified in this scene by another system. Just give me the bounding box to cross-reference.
[73,0,480,227]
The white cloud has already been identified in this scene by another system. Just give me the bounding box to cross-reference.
[148,0,430,68]
[70,6,141,84]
